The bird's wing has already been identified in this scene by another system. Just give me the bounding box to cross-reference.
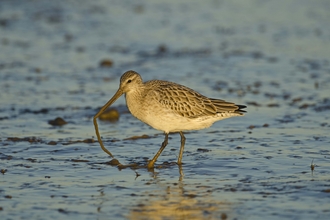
[150,81,239,118]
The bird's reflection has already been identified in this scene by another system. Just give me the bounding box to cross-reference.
[126,178,232,220]
[96,160,233,219]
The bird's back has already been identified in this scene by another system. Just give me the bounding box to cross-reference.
[144,79,246,118]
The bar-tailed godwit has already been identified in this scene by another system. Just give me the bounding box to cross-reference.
[93,70,246,169]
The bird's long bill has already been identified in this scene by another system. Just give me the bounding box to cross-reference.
[93,89,123,158]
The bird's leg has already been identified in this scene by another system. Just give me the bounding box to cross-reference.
[177,131,186,165]
[148,133,169,169]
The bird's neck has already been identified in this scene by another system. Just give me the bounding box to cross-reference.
[125,87,145,119]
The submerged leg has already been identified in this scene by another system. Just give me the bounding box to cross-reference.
[177,131,186,165]
[148,133,169,169]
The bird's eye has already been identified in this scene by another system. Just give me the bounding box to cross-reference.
[127,79,132,83]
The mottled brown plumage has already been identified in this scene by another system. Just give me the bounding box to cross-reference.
[154,81,244,118]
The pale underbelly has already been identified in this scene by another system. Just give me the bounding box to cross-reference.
[136,113,221,133]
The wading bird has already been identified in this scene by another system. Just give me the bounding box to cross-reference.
[93,70,246,169]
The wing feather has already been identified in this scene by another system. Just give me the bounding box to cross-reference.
[146,80,243,118]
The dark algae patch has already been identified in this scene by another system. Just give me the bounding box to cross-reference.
[48,117,68,126]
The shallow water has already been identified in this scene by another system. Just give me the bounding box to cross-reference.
[1,0,330,219]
